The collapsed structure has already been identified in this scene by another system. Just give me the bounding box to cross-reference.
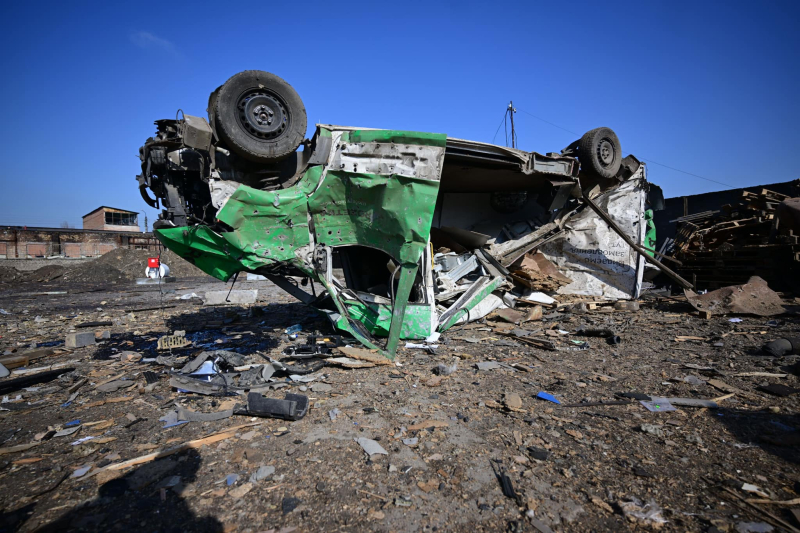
[666,184,800,291]
[137,70,673,356]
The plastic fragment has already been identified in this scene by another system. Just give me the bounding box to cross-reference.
[536,392,560,404]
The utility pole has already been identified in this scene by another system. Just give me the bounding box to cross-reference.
[508,101,517,149]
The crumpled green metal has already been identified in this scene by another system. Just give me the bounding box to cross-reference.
[308,171,440,265]
[154,225,242,281]
[153,127,447,354]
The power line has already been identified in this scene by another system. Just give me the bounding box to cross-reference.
[518,109,581,137]
[515,107,737,189]
[637,158,736,189]
[491,112,507,145]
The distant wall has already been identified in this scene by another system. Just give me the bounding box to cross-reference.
[0,226,161,259]
[0,258,93,271]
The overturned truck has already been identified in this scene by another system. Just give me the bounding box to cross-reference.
[137,70,674,357]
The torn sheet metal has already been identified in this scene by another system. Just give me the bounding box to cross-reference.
[144,115,654,357]
[138,71,669,360]
[156,127,446,357]
[540,169,648,299]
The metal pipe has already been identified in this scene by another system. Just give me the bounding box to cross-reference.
[582,193,693,290]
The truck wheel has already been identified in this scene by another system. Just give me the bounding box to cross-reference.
[212,70,307,163]
[578,127,621,179]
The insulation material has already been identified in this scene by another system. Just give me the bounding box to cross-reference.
[541,171,647,299]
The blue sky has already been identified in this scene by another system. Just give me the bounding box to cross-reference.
[1,0,798,229]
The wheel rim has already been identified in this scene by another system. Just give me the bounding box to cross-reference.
[236,89,289,140]
[597,138,616,167]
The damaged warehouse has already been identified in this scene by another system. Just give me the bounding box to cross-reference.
[137,70,679,357]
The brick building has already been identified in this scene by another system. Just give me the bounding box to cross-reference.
[0,226,160,259]
[82,206,141,232]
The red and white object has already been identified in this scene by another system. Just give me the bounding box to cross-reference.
[145,257,170,279]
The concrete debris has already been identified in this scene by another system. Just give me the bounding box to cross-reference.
[355,438,388,457]
[65,332,95,348]
[435,361,458,376]
[640,424,665,437]
[504,393,523,410]
[250,465,275,483]
[203,289,258,306]
[619,498,667,528]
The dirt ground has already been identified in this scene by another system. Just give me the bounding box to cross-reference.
[0,264,799,533]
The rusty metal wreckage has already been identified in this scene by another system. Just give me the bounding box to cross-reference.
[136,70,687,359]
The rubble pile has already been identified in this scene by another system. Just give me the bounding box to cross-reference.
[86,248,207,280]
[670,184,800,290]
[0,268,799,531]
[0,248,210,286]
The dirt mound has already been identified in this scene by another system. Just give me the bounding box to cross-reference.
[24,265,66,282]
[0,247,210,286]
[89,248,208,280]
[0,266,21,284]
[0,265,66,284]
[60,262,126,284]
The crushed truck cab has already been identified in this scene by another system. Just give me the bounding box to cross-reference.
[138,70,663,358]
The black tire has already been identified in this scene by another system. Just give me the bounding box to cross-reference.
[212,70,307,163]
[577,127,621,179]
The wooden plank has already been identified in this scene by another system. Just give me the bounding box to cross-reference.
[86,422,264,477]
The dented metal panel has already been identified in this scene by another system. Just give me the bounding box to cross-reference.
[153,126,447,356]
[143,108,654,360]
[539,168,648,299]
